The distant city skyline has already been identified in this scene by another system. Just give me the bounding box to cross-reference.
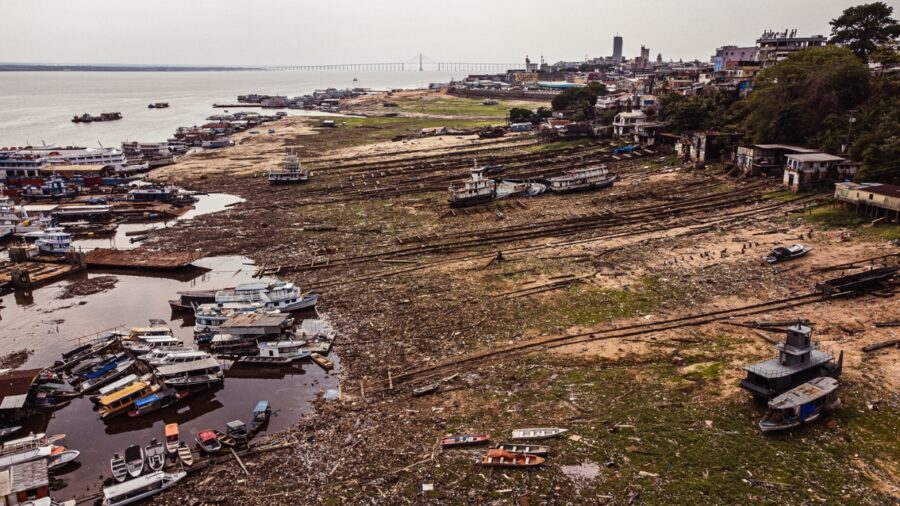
[0,0,894,66]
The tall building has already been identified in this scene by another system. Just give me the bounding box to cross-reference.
[612,35,623,62]
[640,45,650,61]
[656,53,663,63]
[756,29,826,68]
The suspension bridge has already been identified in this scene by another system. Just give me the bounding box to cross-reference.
[264,54,521,72]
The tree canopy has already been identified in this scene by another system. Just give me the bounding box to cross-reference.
[743,46,870,150]
[550,82,608,120]
[830,2,900,61]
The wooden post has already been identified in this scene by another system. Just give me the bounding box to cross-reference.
[360,381,365,400]
[388,371,393,390]
[338,384,342,401]
[231,448,250,475]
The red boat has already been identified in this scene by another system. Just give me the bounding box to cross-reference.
[481,448,544,468]
[440,434,490,448]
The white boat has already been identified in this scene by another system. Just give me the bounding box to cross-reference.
[26,227,73,255]
[101,470,187,506]
[18,497,76,506]
[0,191,19,239]
[2,433,65,455]
[145,439,165,471]
[214,281,318,312]
[155,357,224,389]
[268,150,309,184]
[238,340,311,365]
[138,347,193,364]
[146,350,211,367]
[0,445,53,468]
[760,377,840,432]
[193,302,263,339]
[124,444,144,478]
[447,160,496,207]
[122,336,184,355]
[110,453,128,483]
[510,428,568,440]
[548,166,617,193]
[47,448,80,470]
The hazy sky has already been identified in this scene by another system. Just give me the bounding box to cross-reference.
[1,0,896,65]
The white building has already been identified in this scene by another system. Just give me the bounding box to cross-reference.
[783,153,845,191]
[612,111,647,137]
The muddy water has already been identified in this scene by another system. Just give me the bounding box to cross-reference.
[1,256,337,498]
[73,192,245,251]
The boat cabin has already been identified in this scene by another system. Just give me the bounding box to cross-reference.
[740,324,842,400]
[0,460,50,505]
[98,381,159,418]
[760,377,839,432]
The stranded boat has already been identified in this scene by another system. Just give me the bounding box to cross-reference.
[815,266,899,297]
[124,444,144,478]
[214,281,318,312]
[765,244,812,263]
[250,400,271,432]
[238,340,310,365]
[110,453,128,483]
[495,443,550,456]
[155,357,224,389]
[98,381,160,419]
[548,166,617,193]
[177,442,193,467]
[481,448,545,468]
[148,102,169,109]
[196,430,221,453]
[448,161,495,207]
[511,428,567,440]
[310,352,334,370]
[168,289,218,311]
[101,470,186,506]
[440,434,490,448]
[164,424,180,456]
[145,350,212,367]
[268,150,309,184]
[759,377,840,432]
[72,112,122,123]
[145,438,165,471]
[127,388,188,417]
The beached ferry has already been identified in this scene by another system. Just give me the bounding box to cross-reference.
[98,380,160,419]
[268,150,309,184]
[448,161,495,207]
[548,166,618,193]
[214,281,318,312]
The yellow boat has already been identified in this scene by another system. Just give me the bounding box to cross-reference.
[310,353,334,370]
[98,381,160,419]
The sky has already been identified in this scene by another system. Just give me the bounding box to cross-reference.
[1,0,897,66]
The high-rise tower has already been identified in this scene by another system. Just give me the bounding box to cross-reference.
[612,35,623,62]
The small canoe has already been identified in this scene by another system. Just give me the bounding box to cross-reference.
[250,400,271,432]
[110,453,128,483]
[177,442,193,467]
[412,384,438,397]
[124,444,144,478]
[196,430,222,454]
[145,438,165,472]
[164,423,180,456]
[213,430,237,447]
[47,448,80,471]
[481,448,544,468]
[441,434,490,447]
[511,428,567,440]
[310,353,334,370]
[226,420,249,443]
[496,443,550,456]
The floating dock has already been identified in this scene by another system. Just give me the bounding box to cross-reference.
[0,260,85,289]
[84,248,204,270]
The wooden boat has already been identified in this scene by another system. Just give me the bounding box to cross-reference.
[441,434,490,448]
[110,453,128,483]
[101,470,186,506]
[760,377,840,433]
[816,266,899,296]
[213,429,237,447]
[1,433,65,456]
[124,444,144,478]
[310,353,334,370]
[52,337,116,372]
[481,448,544,468]
[70,353,123,381]
[0,425,21,440]
[164,423,180,456]
[126,388,188,417]
[177,442,193,467]
[226,420,249,443]
[412,383,439,397]
[495,443,550,456]
[145,438,165,471]
[0,445,53,468]
[90,373,151,404]
[163,373,224,389]
[250,400,271,432]
[47,448,80,470]
[77,360,135,393]
[196,430,222,453]
[765,244,812,263]
[98,381,160,419]
[168,289,220,312]
[511,428,567,440]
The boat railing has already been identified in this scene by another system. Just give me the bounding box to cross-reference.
[67,324,129,344]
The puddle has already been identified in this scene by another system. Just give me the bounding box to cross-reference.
[560,461,602,488]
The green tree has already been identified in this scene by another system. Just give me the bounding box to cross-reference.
[657,91,742,132]
[509,107,534,124]
[848,78,900,183]
[550,82,608,120]
[743,46,870,147]
[830,2,900,61]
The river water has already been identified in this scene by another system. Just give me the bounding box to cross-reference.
[0,70,415,499]
[0,70,460,147]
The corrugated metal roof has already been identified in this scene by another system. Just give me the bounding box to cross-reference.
[786,153,845,163]
[220,313,289,328]
[9,459,48,492]
[0,369,41,410]
[753,144,818,152]
[155,357,221,376]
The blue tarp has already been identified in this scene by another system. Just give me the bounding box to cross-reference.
[82,362,115,379]
[134,394,159,409]
[253,400,269,414]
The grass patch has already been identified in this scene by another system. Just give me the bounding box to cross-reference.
[762,190,800,202]
[798,205,900,240]
[395,96,543,118]
[525,138,599,153]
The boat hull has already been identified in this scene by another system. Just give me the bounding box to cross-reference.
[549,175,618,194]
